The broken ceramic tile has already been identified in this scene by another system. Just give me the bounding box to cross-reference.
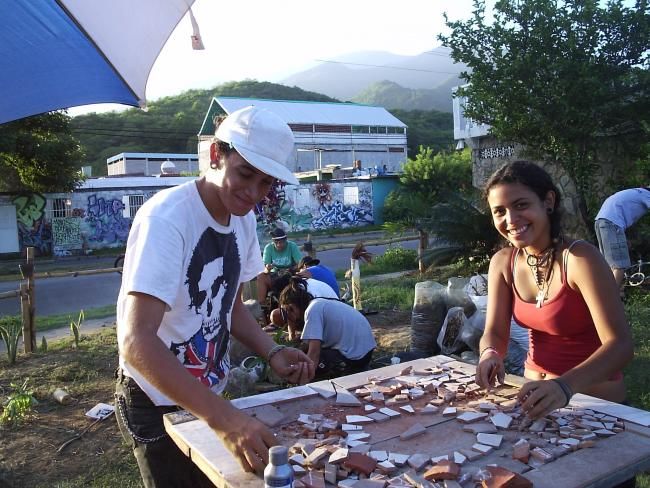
[471,443,493,455]
[476,433,503,448]
[367,411,391,423]
[400,405,415,414]
[369,450,389,462]
[336,389,363,407]
[407,453,430,471]
[423,460,460,481]
[329,448,349,464]
[490,411,513,429]
[456,411,488,423]
[400,422,427,441]
[379,407,401,418]
[346,415,374,424]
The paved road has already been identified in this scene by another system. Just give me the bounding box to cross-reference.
[0,240,418,317]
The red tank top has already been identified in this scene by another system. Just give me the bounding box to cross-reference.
[511,241,613,377]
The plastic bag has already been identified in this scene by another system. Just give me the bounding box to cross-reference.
[437,307,467,356]
[459,309,485,353]
[464,273,489,296]
[410,281,447,355]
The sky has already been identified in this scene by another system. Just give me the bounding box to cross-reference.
[70,0,483,116]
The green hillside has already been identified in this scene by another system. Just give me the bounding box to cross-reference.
[352,80,456,112]
[70,80,454,176]
[71,81,338,176]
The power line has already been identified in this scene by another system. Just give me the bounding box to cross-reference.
[313,59,461,75]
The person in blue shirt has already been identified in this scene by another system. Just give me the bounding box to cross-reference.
[297,256,340,298]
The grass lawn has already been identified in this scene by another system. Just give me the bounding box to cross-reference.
[1,268,648,487]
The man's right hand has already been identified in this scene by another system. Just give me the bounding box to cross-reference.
[209,407,278,475]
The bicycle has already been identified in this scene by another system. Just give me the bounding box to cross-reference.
[623,259,650,288]
[114,254,125,275]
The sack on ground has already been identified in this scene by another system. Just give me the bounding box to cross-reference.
[410,281,447,355]
[437,307,467,356]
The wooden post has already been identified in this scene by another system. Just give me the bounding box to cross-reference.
[418,230,428,273]
[20,282,32,353]
[350,258,362,311]
[26,247,36,352]
[302,233,316,258]
[19,247,36,353]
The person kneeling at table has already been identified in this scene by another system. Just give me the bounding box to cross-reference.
[279,276,376,381]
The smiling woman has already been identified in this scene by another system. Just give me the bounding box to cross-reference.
[477,161,633,421]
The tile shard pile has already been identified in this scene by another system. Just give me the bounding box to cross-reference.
[277,364,625,487]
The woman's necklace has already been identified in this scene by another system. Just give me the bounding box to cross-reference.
[524,246,555,308]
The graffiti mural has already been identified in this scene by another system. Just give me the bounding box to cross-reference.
[12,193,52,255]
[311,201,373,229]
[85,194,130,244]
[52,217,82,251]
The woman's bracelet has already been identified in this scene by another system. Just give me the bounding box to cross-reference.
[551,378,574,407]
[266,344,287,363]
[479,346,500,360]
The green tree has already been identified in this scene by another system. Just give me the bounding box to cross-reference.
[439,0,650,223]
[0,112,84,193]
[383,147,472,225]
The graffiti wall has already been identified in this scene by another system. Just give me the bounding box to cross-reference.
[4,189,161,256]
[255,180,374,234]
[12,193,52,256]
[4,179,380,255]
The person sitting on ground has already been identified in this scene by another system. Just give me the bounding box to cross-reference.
[477,161,633,421]
[296,256,340,298]
[256,228,302,304]
[266,273,338,338]
[279,277,376,381]
[594,187,650,288]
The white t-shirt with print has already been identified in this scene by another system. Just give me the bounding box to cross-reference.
[117,180,264,405]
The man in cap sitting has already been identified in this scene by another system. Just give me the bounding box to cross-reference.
[256,227,302,305]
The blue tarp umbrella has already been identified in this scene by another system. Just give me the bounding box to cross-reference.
[0,0,199,124]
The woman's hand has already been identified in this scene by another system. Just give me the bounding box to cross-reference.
[517,379,568,419]
[269,347,315,384]
[476,350,505,389]
[210,408,277,475]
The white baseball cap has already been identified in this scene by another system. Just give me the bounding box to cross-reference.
[215,105,298,185]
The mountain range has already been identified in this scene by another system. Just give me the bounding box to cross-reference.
[282,47,465,111]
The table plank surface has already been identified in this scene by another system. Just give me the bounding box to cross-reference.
[164,356,650,487]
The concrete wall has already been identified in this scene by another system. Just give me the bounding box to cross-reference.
[1,178,381,256]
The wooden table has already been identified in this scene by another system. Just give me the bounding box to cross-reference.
[164,356,650,487]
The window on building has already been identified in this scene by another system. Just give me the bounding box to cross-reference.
[51,197,71,218]
[122,194,145,218]
[294,188,310,209]
[343,186,359,205]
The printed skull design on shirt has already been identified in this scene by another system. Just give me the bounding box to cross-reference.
[170,228,241,388]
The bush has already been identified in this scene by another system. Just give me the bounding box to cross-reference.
[373,247,418,270]
[0,315,21,364]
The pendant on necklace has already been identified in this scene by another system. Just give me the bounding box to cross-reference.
[536,289,545,308]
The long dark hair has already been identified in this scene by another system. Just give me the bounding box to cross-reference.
[483,161,563,240]
[279,276,314,313]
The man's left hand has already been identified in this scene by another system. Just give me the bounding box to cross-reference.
[269,347,315,384]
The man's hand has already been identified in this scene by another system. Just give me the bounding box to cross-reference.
[269,347,315,384]
[210,407,277,475]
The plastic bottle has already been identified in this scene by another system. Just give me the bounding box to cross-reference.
[264,445,294,488]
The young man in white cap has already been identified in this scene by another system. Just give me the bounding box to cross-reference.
[115,106,314,487]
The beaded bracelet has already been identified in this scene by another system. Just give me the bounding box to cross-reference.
[479,346,499,359]
[551,378,573,407]
[266,344,287,363]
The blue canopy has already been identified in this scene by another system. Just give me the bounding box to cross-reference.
[0,0,196,125]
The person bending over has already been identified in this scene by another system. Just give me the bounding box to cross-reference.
[297,256,340,297]
[594,187,650,287]
[266,273,338,338]
[477,161,633,421]
[279,277,376,381]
